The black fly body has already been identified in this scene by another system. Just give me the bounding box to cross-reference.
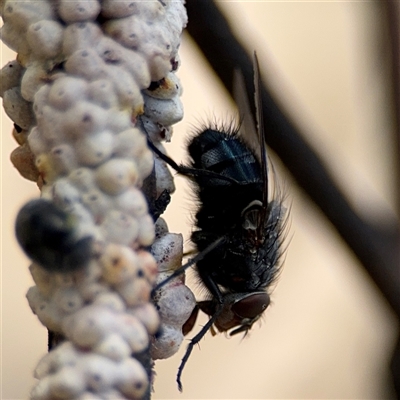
[148,53,288,391]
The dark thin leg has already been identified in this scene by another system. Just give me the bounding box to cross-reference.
[147,139,240,185]
[151,235,226,297]
[177,303,223,392]
[177,275,224,392]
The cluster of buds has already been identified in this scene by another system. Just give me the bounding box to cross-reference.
[1,0,196,398]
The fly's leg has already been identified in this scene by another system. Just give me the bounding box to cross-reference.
[176,275,224,392]
[147,139,240,184]
[151,236,226,296]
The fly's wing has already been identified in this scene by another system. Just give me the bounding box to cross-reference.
[233,52,268,198]
[233,52,269,207]
[253,52,269,205]
[233,67,258,151]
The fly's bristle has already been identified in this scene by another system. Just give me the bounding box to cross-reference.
[187,114,241,141]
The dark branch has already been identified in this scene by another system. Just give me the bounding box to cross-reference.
[185,0,400,317]
[384,0,400,217]
[383,1,400,395]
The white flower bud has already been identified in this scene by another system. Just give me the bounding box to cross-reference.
[21,62,50,102]
[30,376,52,400]
[116,278,151,307]
[157,283,196,327]
[118,315,149,353]
[137,214,155,246]
[27,286,63,332]
[144,95,184,126]
[68,167,96,193]
[129,303,160,335]
[65,101,108,136]
[49,144,78,175]
[105,64,143,112]
[81,354,118,393]
[100,243,140,285]
[95,159,138,195]
[63,306,115,347]
[50,366,86,399]
[2,1,55,30]
[27,20,64,59]
[137,250,158,284]
[0,60,24,97]
[78,282,110,302]
[33,83,50,113]
[75,130,114,167]
[104,109,131,133]
[51,178,82,209]
[101,211,139,246]
[95,37,150,90]
[36,105,68,146]
[113,128,147,159]
[114,187,149,218]
[28,126,48,155]
[48,76,88,111]
[62,22,103,56]
[152,146,176,195]
[64,49,107,81]
[151,324,183,360]
[94,333,131,362]
[151,233,183,273]
[53,287,84,314]
[58,0,101,23]
[76,392,104,400]
[34,343,76,379]
[116,358,148,399]
[101,0,139,19]
[137,147,155,181]
[93,292,125,312]
[87,79,118,110]
[3,86,34,129]
[102,17,144,52]
[82,189,113,223]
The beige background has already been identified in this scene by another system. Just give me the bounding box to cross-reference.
[1,2,399,399]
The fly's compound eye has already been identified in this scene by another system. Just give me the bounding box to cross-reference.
[231,292,270,320]
[195,292,270,336]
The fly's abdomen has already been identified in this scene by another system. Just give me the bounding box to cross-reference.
[188,129,261,185]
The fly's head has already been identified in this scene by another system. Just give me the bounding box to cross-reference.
[183,291,270,337]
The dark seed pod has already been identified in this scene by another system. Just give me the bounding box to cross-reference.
[15,198,93,273]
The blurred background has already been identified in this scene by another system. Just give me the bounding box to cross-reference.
[1,1,399,399]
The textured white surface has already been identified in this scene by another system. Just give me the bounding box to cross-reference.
[1,0,190,398]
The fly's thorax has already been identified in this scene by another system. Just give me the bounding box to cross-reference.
[188,129,262,185]
[194,182,264,239]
